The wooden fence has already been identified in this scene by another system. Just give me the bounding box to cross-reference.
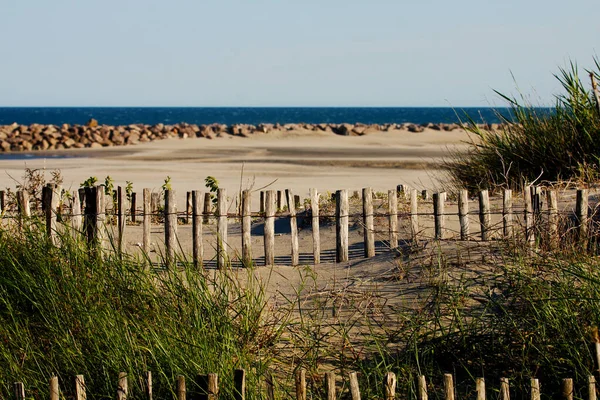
[0,184,596,267]
[10,368,600,400]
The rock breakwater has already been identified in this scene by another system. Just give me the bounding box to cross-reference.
[0,121,494,152]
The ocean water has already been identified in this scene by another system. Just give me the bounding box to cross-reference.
[0,107,517,126]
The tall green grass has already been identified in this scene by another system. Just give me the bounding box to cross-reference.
[0,221,283,399]
[446,60,600,192]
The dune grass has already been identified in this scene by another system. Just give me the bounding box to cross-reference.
[446,60,600,192]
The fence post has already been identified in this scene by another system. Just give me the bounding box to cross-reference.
[444,374,454,400]
[547,190,558,248]
[503,189,513,238]
[433,192,445,240]
[84,187,97,247]
[14,382,25,400]
[176,375,185,400]
[260,191,265,214]
[286,189,299,266]
[117,186,126,254]
[349,372,361,400]
[388,189,398,249]
[384,372,396,400]
[164,189,177,267]
[479,190,490,241]
[530,378,540,400]
[418,375,428,400]
[143,189,151,254]
[72,189,82,233]
[363,187,375,257]
[310,188,321,264]
[145,371,152,400]
[576,188,589,245]
[75,375,86,400]
[524,187,534,246]
[421,189,429,200]
[44,184,61,243]
[410,189,419,242]
[500,378,510,400]
[295,369,306,400]
[562,378,573,400]
[0,190,5,213]
[241,190,252,267]
[589,376,597,400]
[458,190,469,240]
[264,190,275,266]
[476,378,486,400]
[50,376,59,400]
[217,188,228,268]
[325,372,336,400]
[117,372,128,400]
[130,192,137,223]
[192,190,203,269]
[186,191,192,224]
[208,374,218,400]
[336,189,349,263]
[16,190,31,229]
[276,190,283,211]
[203,193,212,224]
[234,369,246,400]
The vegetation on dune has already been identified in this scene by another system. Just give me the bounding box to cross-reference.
[446,59,600,192]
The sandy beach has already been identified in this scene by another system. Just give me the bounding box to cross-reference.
[0,127,471,206]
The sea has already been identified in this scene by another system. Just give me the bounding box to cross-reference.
[0,107,517,126]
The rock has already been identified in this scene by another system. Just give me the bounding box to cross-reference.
[407,124,425,133]
[86,118,98,128]
[63,138,76,148]
[90,142,103,148]
[0,141,11,151]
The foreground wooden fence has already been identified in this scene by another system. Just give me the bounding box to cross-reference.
[10,368,600,400]
[0,183,597,267]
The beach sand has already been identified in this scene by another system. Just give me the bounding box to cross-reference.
[0,127,472,205]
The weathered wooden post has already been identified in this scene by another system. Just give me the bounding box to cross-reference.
[130,192,137,223]
[192,190,203,269]
[576,188,589,245]
[14,382,25,400]
[286,189,299,266]
[216,188,228,268]
[336,189,349,263]
[561,378,573,400]
[234,369,246,400]
[143,188,151,254]
[524,187,534,246]
[417,375,428,400]
[458,189,469,240]
[503,189,513,238]
[241,190,252,267]
[410,189,419,242]
[499,377,510,400]
[530,378,540,400]
[44,184,61,244]
[117,186,126,254]
[444,374,455,400]
[260,191,265,214]
[50,376,59,400]
[384,372,396,400]
[433,192,445,240]
[310,188,321,264]
[479,190,491,241]
[276,190,283,211]
[203,192,211,224]
[476,378,485,400]
[295,369,306,400]
[176,376,185,400]
[145,371,153,400]
[71,189,82,233]
[75,375,86,400]
[388,189,398,249]
[264,190,275,266]
[117,372,128,400]
[325,372,336,400]
[363,187,375,257]
[186,191,192,224]
[547,190,558,248]
[588,376,597,400]
[349,372,361,400]
[164,189,177,267]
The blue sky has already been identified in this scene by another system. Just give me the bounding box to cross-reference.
[0,0,597,107]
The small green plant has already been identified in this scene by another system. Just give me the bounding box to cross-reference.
[162,176,172,192]
[125,180,134,202]
[80,176,98,188]
[205,176,219,208]
[104,176,114,196]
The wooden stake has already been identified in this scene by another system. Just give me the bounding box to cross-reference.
[500,377,510,400]
[277,190,283,211]
[576,188,589,244]
[75,375,86,400]
[50,376,59,400]
[117,186,126,254]
[164,189,177,267]
[479,190,491,241]
[589,375,597,400]
[130,192,137,223]
[72,189,83,233]
[336,189,349,263]
[192,190,203,269]
[388,189,398,249]
[310,188,321,264]
[186,191,192,224]
[207,374,218,400]
[384,372,396,400]
[410,189,419,242]
[45,184,61,244]
[13,382,25,400]
[325,372,336,400]
[349,372,361,400]
[217,188,228,268]
[117,372,128,400]
[476,377,485,400]
[503,189,513,238]
[286,189,299,266]
[145,371,152,400]
[547,190,558,248]
[260,191,265,214]
[417,375,428,400]
[443,374,454,400]
[143,189,151,254]
[295,369,306,400]
[241,190,252,267]
[234,369,246,400]
[363,187,375,257]
[264,190,275,266]
[590,72,600,116]
[176,375,186,400]
[203,193,212,224]
[530,378,540,400]
[524,187,534,246]
[458,189,470,240]
[562,378,573,400]
[433,192,445,240]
